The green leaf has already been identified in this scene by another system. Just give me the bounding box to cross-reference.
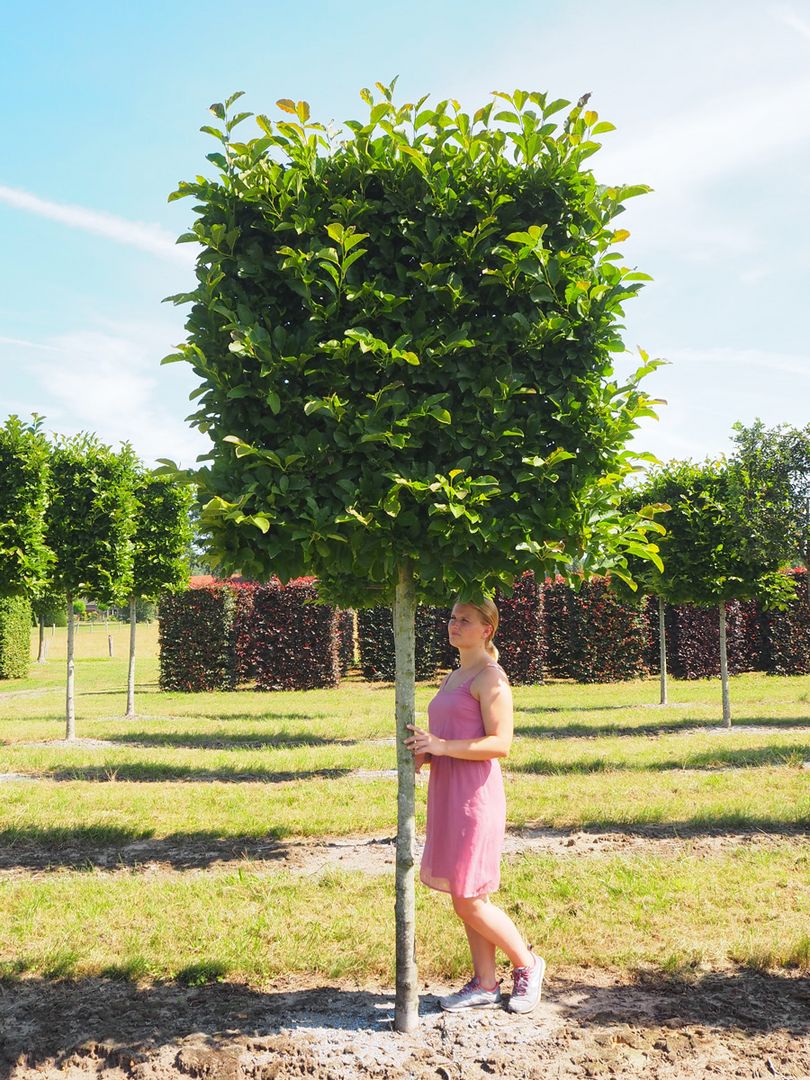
[276,99,296,114]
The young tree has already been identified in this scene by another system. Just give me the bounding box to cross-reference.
[164,85,664,1030]
[126,471,194,717]
[629,459,796,724]
[731,420,810,606]
[47,435,137,739]
[0,414,51,600]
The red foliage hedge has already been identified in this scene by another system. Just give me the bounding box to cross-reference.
[249,580,339,691]
[159,585,238,691]
[762,568,810,675]
[544,575,649,682]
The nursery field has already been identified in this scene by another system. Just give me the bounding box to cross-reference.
[1,634,808,1078]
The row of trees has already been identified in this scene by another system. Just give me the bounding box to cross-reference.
[624,420,810,723]
[0,415,192,734]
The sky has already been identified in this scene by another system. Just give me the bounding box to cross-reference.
[1,0,809,470]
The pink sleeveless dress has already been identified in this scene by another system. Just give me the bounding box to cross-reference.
[420,663,507,898]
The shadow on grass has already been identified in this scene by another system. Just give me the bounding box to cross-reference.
[0,825,288,870]
[512,743,810,775]
[110,730,358,750]
[0,967,806,1073]
[516,716,810,739]
[34,763,353,783]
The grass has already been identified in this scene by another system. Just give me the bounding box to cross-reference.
[1,629,809,984]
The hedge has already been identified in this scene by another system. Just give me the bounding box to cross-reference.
[357,605,443,681]
[494,571,545,685]
[544,575,649,682]
[337,610,356,676]
[158,586,237,691]
[762,569,810,675]
[249,579,339,691]
[0,594,32,679]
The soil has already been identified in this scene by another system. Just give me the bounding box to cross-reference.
[1,966,808,1079]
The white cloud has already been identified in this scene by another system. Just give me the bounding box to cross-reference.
[775,3,810,44]
[667,345,810,379]
[2,325,210,469]
[0,184,193,265]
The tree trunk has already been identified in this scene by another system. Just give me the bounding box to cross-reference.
[37,614,46,664]
[126,595,137,718]
[66,593,76,740]
[719,602,731,728]
[393,560,419,1032]
[658,596,668,705]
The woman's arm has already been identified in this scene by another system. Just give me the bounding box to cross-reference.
[405,669,513,762]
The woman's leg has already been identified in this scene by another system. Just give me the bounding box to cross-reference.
[462,921,497,988]
[452,894,533,972]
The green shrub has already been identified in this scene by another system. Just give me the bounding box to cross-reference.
[0,594,32,679]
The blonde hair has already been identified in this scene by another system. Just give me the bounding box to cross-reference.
[458,597,500,662]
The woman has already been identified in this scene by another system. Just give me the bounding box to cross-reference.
[405,598,545,1013]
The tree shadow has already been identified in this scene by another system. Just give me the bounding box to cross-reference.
[0,826,290,871]
[34,763,352,784]
[0,967,806,1075]
[110,730,357,750]
[511,743,810,775]
[513,817,810,841]
[516,716,810,739]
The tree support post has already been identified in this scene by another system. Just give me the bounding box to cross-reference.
[126,595,137,718]
[393,559,419,1032]
[658,596,668,706]
[719,601,731,727]
[66,593,76,740]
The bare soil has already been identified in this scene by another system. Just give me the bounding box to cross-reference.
[1,966,808,1079]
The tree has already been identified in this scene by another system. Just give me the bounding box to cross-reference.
[47,434,137,739]
[629,459,796,724]
[164,84,664,1030]
[0,414,51,599]
[126,470,193,717]
[731,420,810,606]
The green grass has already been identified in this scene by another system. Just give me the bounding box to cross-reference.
[1,641,809,983]
[0,848,806,983]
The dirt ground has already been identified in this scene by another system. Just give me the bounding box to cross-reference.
[1,965,808,1079]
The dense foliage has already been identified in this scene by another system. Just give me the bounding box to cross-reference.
[0,415,51,598]
[131,473,194,601]
[0,594,32,679]
[47,435,138,606]
[164,85,664,605]
[544,574,648,682]
[159,585,238,691]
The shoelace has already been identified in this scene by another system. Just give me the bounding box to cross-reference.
[459,977,481,996]
[512,965,532,995]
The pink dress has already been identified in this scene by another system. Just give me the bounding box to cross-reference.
[420,663,507,898]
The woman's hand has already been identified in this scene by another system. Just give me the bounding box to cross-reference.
[413,751,430,773]
[405,724,444,759]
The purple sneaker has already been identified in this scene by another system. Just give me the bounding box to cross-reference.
[508,953,545,1014]
[439,975,502,1011]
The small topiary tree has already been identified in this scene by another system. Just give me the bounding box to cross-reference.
[126,470,194,717]
[164,84,664,1029]
[47,434,137,738]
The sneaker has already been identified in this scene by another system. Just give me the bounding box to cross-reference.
[439,976,502,1011]
[507,953,546,1014]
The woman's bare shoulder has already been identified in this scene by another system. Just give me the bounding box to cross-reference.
[472,663,511,695]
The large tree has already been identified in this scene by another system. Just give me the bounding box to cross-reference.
[164,84,664,1029]
[125,471,193,718]
[47,434,137,739]
[629,458,796,724]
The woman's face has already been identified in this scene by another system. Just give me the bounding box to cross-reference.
[448,604,491,650]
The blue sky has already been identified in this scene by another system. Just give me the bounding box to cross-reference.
[1,0,808,469]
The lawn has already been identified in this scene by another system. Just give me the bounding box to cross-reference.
[0,624,808,985]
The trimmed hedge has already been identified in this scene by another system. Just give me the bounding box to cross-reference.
[0,594,32,679]
[494,572,545,685]
[337,610,356,676]
[158,586,237,691]
[357,605,443,681]
[544,576,649,682]
[763,569,810,675]
[250,580,339,691]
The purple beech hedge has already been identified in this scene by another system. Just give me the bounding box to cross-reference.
[157,569,809,690]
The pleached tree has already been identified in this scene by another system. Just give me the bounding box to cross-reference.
[628,458,797,724]
[125,471,194,717]
[47,434,137,739]
[164,83,664,1030]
